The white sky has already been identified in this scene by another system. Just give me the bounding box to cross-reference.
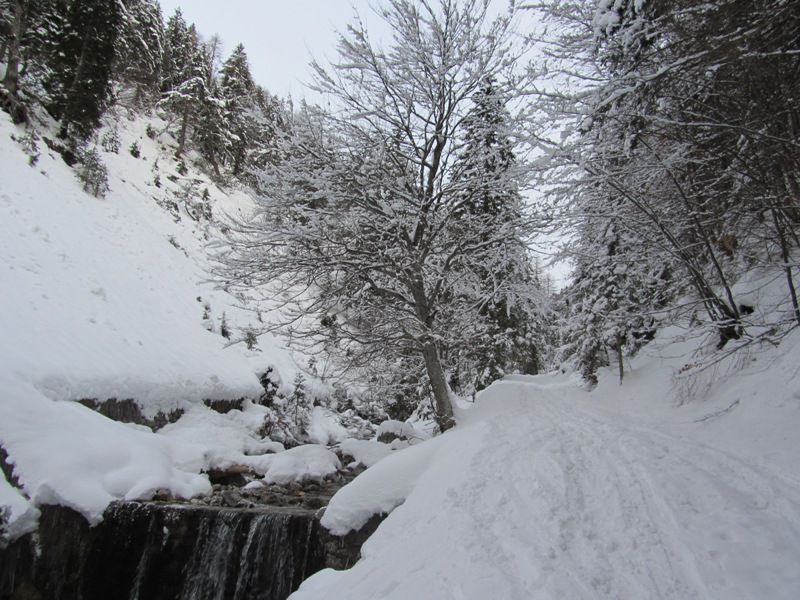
[157,1,389,101]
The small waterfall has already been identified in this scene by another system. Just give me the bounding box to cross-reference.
[1,503,328,600]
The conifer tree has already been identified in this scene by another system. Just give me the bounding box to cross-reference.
[160,19,208,156]
[219,43,257,175]
[115,0,164,105]
[452,77,544,391]
[46,0,122,140]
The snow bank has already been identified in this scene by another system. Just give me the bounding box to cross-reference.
[0,115,265,414]
[158,403,284,473]
[320,427,474,536]
[261,445,341,485]
[0,470,39,544]
[0,375,211,525]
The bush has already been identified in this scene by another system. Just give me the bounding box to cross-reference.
[129,141,140,158]
[101,128,121,153]
[76,148,110,198]
[244,329,258,349]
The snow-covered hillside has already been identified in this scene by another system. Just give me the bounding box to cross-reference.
[0,111,316,533]
[293,324,800,599]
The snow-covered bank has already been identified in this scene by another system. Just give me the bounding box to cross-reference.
[293,328,800,599]
[0,115,264,409]
[0,111,311,533]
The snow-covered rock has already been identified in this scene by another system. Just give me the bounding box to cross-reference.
[260,445,341,485]
[307,406,349,446]
[338,439,393,468]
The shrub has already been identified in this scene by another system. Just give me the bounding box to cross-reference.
[76,148,110,198]
[101,128,121,153]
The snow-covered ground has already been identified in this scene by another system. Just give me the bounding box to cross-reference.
[0,110,324,534]
[3,108,799,598]
[294,326,800,599]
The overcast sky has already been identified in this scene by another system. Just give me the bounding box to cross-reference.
[157,1,390,101]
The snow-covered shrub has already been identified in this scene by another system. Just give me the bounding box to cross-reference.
[75,148,110,198]
[101,128,120,153]
[128,141,140,158]
[12,131,40,167]
[243,329,258,350]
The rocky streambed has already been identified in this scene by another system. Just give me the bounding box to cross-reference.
[0,467,381,600]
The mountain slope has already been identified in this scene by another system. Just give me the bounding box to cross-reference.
[0,110,310,532]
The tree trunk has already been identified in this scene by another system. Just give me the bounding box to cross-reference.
[421,340,455,431]
[176,108,189,156]
[1,0,27,123]
[616,336,624,384]
[2,0,25,96]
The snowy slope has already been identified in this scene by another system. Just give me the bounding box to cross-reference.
[0,111,311,530]
[293,327,800,599]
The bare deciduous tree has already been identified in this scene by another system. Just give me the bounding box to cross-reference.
[218,0,539,430]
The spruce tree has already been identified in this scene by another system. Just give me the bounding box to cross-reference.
[46,0,122,140]
[160,19,208,156]
[219,43,257,175]
[453,77,544,391]
[114,0,164,106]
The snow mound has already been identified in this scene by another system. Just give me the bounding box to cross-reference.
[1,470,39,545]
[158,403,284,473]
[376,419,427,441]
[0,375,211,526]
[260,445,341,485]
[338,439,393,468]
[307,406,349,446]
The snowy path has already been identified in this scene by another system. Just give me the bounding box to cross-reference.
[294,377,800,599]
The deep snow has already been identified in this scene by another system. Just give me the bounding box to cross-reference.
[294,326,800,599]
[0,111,326,530]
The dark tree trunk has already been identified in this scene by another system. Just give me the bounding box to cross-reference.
[422,340,455,431]
[177,108,189,156]
[1,0,28,123]
[409,274,455,430]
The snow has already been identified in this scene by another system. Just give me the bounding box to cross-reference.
[260,445,341,485]
[338,439,393,468]
[307,406,349,446]
[157,403,284,473]
[375,419,426,441]
[293,327,800,600]
[0,111,311,535]
[0,470,39,545]
[0,115,270,413]
[0,374,211,526]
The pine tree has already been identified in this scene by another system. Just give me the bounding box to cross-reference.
[160,19,208,156]
[452,77,544,391]
[46,0,122,140]
[219,43,257,175]
[114,0,164,106]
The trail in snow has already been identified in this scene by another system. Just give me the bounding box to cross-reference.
[294,376,800,599]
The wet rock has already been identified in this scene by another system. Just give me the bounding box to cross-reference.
[0,503,327,600]
[76,398,182,431]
